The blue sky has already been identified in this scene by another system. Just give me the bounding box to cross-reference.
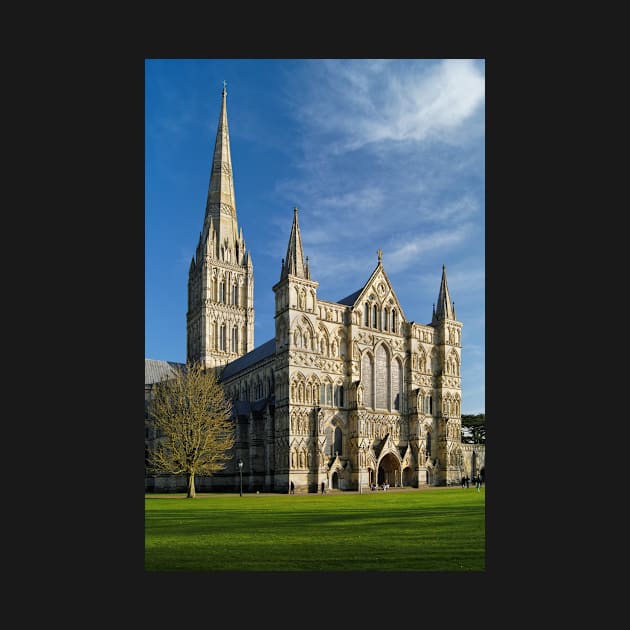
[145,58,485,414]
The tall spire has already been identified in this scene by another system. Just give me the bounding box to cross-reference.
[433,264,455,322]
[281,207,309,279]
[202,84,237,243]
[187,85,255,370]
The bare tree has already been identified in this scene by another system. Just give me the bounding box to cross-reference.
[147,362,234,497]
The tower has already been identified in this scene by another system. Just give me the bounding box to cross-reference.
[186,85,254,370]
[431,265,463,485]
[272,208,321,491]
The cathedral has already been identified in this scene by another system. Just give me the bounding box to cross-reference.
[145,86,485,493]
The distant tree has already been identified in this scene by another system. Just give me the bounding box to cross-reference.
[461,413,485,444]
[147,362,234,498]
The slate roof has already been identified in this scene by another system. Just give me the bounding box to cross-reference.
[219,338,276,381]
[232,396,275,416]
[335,287,364,306]
[145,359,186,385]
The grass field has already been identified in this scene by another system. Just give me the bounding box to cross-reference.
[145,486,484,572]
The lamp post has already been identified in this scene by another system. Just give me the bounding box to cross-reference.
[237,458,243,496]
[358,442,364,494]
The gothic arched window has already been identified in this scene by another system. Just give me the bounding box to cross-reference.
[219,324,226,351]
[392,358,402,411]
[333,427,343,456]
[231,326,238,353]
[334,384,344,407]
[375,344,391,410]
[361,353,374,409]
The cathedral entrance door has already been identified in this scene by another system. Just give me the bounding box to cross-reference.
[332,472,339,489]
[377,452,399,487]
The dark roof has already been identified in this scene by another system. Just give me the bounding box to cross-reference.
[219,338,276,381]
[232,396,274,417]
[335,287,364,306]
[145,359,186,385]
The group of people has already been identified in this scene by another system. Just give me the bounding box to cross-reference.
[370,483,390,491]
[288,481,328,494]
[461,475,483,491]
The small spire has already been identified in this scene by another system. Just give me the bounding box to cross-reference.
[281,207,307,280]
[433,264,455,322]
[377,248,383,264]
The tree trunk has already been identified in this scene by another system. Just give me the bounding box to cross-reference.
[187,472,196,498]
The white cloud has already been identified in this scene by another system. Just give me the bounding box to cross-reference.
[291,59,485,155]
[385,224,473,273]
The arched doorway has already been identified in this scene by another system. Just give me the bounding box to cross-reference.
[377,452,400,486]
[402,465,413,486]
[331,471,339,489]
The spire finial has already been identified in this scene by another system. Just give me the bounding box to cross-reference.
[294,206,298,216]
[377,248,383,263]
[222,80,227,95]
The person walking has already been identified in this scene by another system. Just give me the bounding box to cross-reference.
[476,476,481,492]
[290,481,295,495]
[321,481,326,495]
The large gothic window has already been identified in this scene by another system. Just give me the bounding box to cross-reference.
[375,344,390,410]
[372,305,378,329]
[364,303,369,326]
[361,353,374,409]
[392,357,402,411]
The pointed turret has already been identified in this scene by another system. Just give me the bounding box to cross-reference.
[432,264,455,322]
[201,84,238,247]
[280,207,309,280]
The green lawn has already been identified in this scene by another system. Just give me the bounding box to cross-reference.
[145,487,485,572]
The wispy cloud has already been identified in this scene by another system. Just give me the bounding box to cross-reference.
[384,224,473,273]
[264,59,485,316]
[288,59,484,156]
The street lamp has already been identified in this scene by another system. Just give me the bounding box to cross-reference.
[358,442,364,494]
[237,458,243,496]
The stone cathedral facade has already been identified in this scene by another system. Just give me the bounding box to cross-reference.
[145,87,485,493]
